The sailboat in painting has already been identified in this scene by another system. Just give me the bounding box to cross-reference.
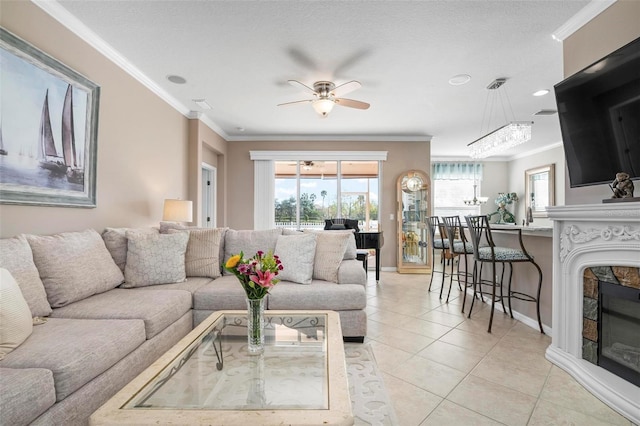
[0,123,7,156]
[62,85,83,185]
[38,89,67,175]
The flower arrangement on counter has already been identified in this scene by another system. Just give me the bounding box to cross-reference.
[224,250,283,300]
[488,192,518,224]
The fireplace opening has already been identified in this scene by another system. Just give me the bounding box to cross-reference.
[598,280,640,387]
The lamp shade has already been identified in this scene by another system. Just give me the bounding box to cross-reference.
[162,199,193,222]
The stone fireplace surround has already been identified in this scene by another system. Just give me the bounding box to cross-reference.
[547,204,640,423]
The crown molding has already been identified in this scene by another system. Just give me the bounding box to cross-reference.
[551,0,617,42]
[32,0,231,139]
[227,134,431,142]
[509,141,563,160]
[249,151,388,161]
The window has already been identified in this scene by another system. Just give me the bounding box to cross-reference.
[274,160,379,231]
[432,162,483,220]
[251,151,387,230]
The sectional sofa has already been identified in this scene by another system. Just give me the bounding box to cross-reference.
[0,225,367,425]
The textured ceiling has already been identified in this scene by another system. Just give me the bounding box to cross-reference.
[53,0,591,158]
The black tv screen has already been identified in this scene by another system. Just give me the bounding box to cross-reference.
[554,36,640,188]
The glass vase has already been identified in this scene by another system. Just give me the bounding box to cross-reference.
[246,297,265,355]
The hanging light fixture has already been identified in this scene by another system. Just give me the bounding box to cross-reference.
[312,98,335,117]
[463,182,489,205]
[468,78,533,159]
[463,163,488,205]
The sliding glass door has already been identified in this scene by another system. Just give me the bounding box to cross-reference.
[274,160,379,231]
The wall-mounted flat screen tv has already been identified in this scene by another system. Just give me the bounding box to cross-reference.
[554,36,640,188]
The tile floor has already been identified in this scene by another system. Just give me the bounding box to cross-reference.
[363,269,635,426]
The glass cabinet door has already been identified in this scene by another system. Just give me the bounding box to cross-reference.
[397,170,431,273]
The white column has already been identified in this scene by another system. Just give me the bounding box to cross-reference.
[253,160,275,230]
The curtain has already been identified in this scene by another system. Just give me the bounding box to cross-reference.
[432,162,483,180]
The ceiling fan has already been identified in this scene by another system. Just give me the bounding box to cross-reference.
[277,80,370,118]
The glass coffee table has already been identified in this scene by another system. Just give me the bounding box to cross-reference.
[90,310,353,426]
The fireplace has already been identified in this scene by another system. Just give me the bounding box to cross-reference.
[599,280,640,386]
[547,204,640,423]
[581,267,640,387]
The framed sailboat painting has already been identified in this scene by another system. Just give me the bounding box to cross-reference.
[0,28,99,207]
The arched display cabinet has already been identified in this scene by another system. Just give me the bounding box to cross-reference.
[397,170,431,273]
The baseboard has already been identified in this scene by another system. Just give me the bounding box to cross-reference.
[464,287,552,335]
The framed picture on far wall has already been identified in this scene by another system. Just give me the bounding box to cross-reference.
[0,28,100,208]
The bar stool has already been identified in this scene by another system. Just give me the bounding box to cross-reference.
[464,215,544,334]
[441,216,475,306]
[426,216,454,299]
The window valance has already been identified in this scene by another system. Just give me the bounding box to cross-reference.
[432,162,483,180]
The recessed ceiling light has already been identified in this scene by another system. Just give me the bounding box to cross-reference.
[193,99,212,110]
[166,75,187,84]
[533,89,550,97]
[448,74,471,86]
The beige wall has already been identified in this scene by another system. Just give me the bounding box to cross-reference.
[0,2,191,237]
[226,140,430,269]
[478,161,509,218]
[562,0,640,205]
[188,120,227,227]
[507,145,565,227]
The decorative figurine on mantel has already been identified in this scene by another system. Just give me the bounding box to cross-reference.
[610,172,635,199]
[488,192,518,224]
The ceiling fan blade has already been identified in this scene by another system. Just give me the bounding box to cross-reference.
[288,80,317,96]
[277,99,313,107]
[331,80,361,97]
[334,98,370,110]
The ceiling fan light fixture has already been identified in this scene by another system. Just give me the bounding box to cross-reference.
[312,98,335,117]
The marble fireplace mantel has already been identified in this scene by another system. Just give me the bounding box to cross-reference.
[547,203,640,423]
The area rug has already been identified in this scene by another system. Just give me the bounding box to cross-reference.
[344,343,399,426]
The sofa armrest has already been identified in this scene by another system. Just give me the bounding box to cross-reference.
[337,259,367,286]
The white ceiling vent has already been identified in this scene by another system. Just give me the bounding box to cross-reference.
[534,109,558,116]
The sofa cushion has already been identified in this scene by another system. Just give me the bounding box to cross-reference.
[267,281,366,310]
[0,269,33,360]
[0,318,145,401]
[134,277,213,295]
[337,259,368,285]
[123,232,189,287]
[102,227,159,273]
[222,228,282,275]
[274,233,317,284]
[27,230,124,308]
[0,235,52,317]
[168,228,224,278]
[193,275,248,310]
[0,367,55,425]
[50,288,192,339]
[311,232,351,283]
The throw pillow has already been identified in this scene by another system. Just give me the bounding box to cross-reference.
[27,230,125,308]
[274,233,317,284]
[223,228,283,275]
[160,223,228,274]
[123,232,189,287]
[168,228,224,278]
[102,227,159,273]
[159,221,186,234]
[303,229,357,260]
[0,235,52,317]
[0,268,34,360]
[312,232,351,283]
